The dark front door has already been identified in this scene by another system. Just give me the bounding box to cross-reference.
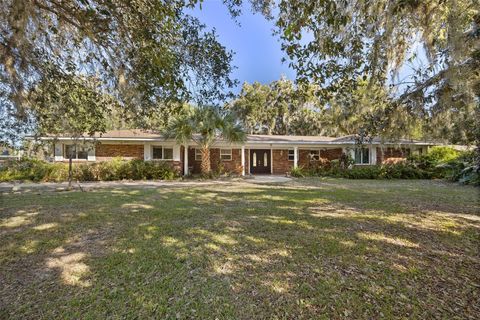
[250,149,271,174]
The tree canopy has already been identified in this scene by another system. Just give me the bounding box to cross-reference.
[163,105,245,174]
[247,0,479,145]
[228,78,326,135]
[1,0,238,142]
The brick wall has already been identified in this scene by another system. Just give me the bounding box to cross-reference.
[188,147,244,175]
[298,148,343,169]
[376,147,411,164]
[322,148,343,160]
[272,149,293,175]
[95,144,144,161]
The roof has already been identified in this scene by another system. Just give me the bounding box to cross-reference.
[331,135,432,145]
[93,129,163,139]
[35,129,437,146]
[245,134,337,143]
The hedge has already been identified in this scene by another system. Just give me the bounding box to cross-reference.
[290,146,479,185]
[0,158,180,182]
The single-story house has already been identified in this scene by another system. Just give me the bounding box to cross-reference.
[36,130,436,176]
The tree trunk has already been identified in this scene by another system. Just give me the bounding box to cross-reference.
[68,154,73,189]
[200,146,211,175]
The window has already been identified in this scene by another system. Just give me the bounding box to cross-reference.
[64,145,88,160]
[354,147,370,164]
[77,149,88,160]
[252,152,257,167]
[152,146,173,160]
[220,149,232,161]
[195,148,202,161]
[412,148,423,156]
[309,150,320,161]
[152,147,163,159]
[163,148,173,160]
[65,145,75,158]
[288,149,295,161]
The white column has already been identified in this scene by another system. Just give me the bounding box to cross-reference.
[54,142,64,161]
[184,145,189,176]
[143,143,151,160]
[87,145,96,161]
[294,146,298,168]
[370,145,377,165]
[241,145,245,176]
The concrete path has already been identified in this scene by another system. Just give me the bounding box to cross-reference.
[0,175,292,194]
[250,175,292,184]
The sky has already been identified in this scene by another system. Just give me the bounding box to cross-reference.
[188,1,296,94]
[189,1,425,97]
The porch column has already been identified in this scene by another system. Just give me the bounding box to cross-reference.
[294,146,298,168]
[184,145,189,176]
[241,145,245,176]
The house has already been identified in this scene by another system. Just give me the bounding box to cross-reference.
[0,142,22,163]
[36,129,435,176]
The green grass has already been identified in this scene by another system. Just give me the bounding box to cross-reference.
[1,178,479,319]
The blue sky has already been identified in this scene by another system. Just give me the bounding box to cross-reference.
[189,1,296,93]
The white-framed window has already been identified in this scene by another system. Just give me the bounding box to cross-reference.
[220,149,232,161]
[64,145,88,160]
[152,146,174,160]
[354,147,370,164]
[195,148,202,161]
[309,150,320,161]
[288,149,295,161]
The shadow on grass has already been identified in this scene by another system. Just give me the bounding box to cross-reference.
[0,182,479,319]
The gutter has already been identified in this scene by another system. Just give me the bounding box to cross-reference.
[31,136,436,146]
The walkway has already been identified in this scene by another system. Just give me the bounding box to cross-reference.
[0,175,292,193]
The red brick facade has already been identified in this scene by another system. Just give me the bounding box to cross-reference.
[272,149,293,174]
[321,148,344,160]
[87,143,418,175]
[376,147,411,164]
[188,147,246,175]
[95,144,144,161]
[272,148,344,174]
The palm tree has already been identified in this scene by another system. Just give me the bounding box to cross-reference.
[164,106,246,175]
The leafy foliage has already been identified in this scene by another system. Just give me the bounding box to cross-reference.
[163,105,246,175]
[228,78,325,135]
[289,147,478,184]
[1,0,237,143]
[246,0,479,149]
[0,158,179,182]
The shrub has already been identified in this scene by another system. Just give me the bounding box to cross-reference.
[290,166,306,178]
[288,162,437,180]
[427,146,460,163]
[0,158,179,182]
[284,147,476,183]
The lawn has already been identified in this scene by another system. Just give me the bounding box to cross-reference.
[1,178,479,319]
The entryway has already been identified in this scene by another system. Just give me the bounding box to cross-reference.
[250,149,271,174]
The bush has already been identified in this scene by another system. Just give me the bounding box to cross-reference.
[286,146,478,183]
[288,162,437,180]
[0,158,180,182]
[290,166,306,178]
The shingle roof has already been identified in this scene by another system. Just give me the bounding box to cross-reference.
[93,129,163,138]
[245,134,337,143]
[39,129,437,145]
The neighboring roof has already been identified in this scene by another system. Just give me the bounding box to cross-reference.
[35,129,437,145]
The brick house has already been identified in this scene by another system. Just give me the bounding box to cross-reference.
[38,130,434,176]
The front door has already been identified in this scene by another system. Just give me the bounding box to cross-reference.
[250,149,271,174]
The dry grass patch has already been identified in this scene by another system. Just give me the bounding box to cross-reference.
[0,179,479,319]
